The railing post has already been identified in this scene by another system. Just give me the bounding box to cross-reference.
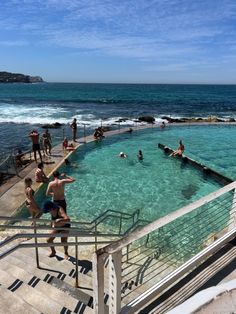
[75,236,79,287]
[95,224,98,251]
[145,234,150,247]
[229,188,236,230]
[119,214,122,235]
[93,252,106,314]
[33,220,40,268]
[126,244,129,263]
[83,124,86,143]
[109,250,122,314]
[62,128,65,141]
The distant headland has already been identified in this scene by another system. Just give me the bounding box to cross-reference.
[0,71,44,83]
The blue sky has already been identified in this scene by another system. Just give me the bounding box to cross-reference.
[1,0,236,83]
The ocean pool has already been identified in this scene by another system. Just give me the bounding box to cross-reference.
[32,124,236,223]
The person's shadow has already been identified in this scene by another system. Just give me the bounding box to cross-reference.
[68,256,92,274]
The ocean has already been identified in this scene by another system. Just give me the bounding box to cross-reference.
[1,83,236,157]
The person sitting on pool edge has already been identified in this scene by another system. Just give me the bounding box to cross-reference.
[35,162,49,183]
[94,127,105,140]
[170,140,185,157]
[42,200,70,260]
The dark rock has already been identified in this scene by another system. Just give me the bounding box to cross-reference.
[161,116,186,123]
[228,118,235,122]
[0,71,44,83]
[138,116,155,123]
[42,122,63,129]
[115,118,129,123]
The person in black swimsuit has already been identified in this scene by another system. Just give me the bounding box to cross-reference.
[43,201,70,259]
[29,129,42,162]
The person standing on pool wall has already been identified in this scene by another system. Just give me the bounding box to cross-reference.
[46,170,75,212]
[42,200,70,259]
[29,129,43,163]
[70,118,77,142]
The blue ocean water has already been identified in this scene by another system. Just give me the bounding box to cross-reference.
[1,83,236,156]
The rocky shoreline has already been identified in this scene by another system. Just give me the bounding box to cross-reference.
[160,115,235,123]
[0,71,44,83]
[116,115,236,124]
[40,115,236,130]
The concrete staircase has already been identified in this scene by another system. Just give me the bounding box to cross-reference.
[0,243,109,314]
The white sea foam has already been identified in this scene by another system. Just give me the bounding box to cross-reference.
[0,104,70,124]
[0,102,169,127]
[0,104,170,128]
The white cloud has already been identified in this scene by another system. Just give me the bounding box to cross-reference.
[1,0,236,64]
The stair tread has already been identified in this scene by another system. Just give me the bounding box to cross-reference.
[0,285,41,314]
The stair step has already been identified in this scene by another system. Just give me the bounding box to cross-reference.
[10,248,93,290]
[0,267,94,314]
[0,268,65,313]
[1,252,76,287]
[1,263,83,308]
[0,284,40,314]
[1,251,97,302]
[16,246,92,275]
[2,259,96,310]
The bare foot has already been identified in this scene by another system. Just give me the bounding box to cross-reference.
[64,253,69,260]
[48,251,56,258]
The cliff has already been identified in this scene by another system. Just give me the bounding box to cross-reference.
[0,71,44,83]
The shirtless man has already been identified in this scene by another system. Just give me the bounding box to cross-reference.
[46,170,75,212]
[29,129,43,162]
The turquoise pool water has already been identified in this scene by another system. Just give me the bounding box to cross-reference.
[33,124,236,223]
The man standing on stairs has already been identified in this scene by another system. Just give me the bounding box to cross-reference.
[46,170,75,212]
[43,201,70,259]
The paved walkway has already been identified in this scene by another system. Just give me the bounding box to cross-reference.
[0,139,80,217]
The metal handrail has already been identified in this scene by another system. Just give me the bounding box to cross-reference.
[0,208,148,262]
[0,206,148,290]
[97,181,236,255]
[93,181,236,313]
[0,208,143,231]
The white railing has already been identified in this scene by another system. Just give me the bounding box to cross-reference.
[93,181,236,314]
